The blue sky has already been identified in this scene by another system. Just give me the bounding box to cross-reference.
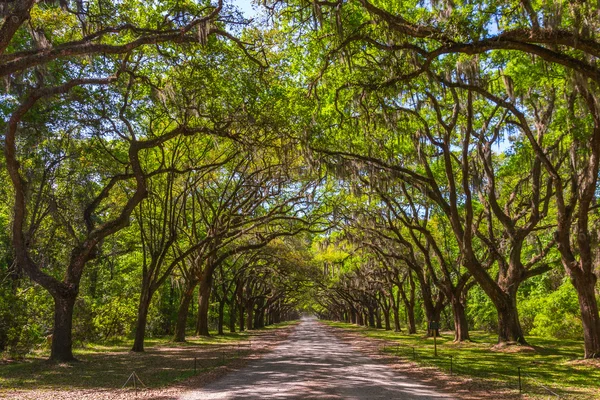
[230,0,257,18]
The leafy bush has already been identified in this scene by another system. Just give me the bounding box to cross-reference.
[523,280,583,339]
[466,286,498,332]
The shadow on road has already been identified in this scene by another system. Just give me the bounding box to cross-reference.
[182,317,451,400]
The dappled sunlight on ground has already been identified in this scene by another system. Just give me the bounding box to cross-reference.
[181,317,451,400]
[0,326,294,399]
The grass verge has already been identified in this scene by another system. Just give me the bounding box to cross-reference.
[0,321,297,392]
[323,321,600,400]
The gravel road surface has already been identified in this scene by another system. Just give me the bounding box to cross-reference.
[180,317,453,400]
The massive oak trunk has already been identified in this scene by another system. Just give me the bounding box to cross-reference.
[51,293,77,362]
[571,271,600,358]
[494,289,526,344]
[173,281,198,342]
[451,297,470,342]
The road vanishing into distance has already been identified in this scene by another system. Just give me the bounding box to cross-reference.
[180,317,453,400]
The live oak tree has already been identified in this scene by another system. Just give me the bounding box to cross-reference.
[130,137,235,352]
[274,0,578,348]
[1,0,259,361]
[279,0,600,358]
[2,0,600,363]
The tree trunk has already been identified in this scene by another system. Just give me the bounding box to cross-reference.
[451,297,470,342]
[254,297,265,329]
[383,307,391,331]
[571,272,600,358]
[131,286,152,352]
[425,300,444,337]
[368,307,376,328]
[391,289,401,332]
[217,300,225,335]
[173,281,197,342]
[229,298,236,333]
[50,293,77,362]
[406,304,416,334]
[375,307,383,329]
[246,303,254,330]
[238,304,245,331]
[197,278,213,337]
[393,303,401,332]
[254,307,265,329]
[495,291,526,344]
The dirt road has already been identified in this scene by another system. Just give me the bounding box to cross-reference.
[180,317,453,399]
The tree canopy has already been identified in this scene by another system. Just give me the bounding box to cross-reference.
[1,0,600,363]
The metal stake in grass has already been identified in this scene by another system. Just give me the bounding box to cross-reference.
[194,357,197,373]
[518,366,522,394]
[121,371,146,397]
[449,356,453,375]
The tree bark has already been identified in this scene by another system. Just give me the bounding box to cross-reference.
[375,306,383,329]
[0,0,35,56]
[406,304,417,334]
[451,297,470,342]
[173,281,197,342]
[273,301,281,323]
[246,302,254,330]
[571,272,600,358]
[254,306,265,328]
[391,290,402,332]
[197,278,213,337]
[50,293,77,362]
[495,291,526,344]
[367,307,375,328]
[253,297,264,328]
[217,300,225,335]
[229,298,236,333]
[131,285,153,352]
[383,307,391,330]
[238,303,245,331]
[350,307,357,324]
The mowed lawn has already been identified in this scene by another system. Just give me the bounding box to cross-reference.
[325,321,600,399]
[0,322,294,391]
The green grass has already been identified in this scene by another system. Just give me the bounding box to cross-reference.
[0,321,296,391]
[324,321,600,399]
